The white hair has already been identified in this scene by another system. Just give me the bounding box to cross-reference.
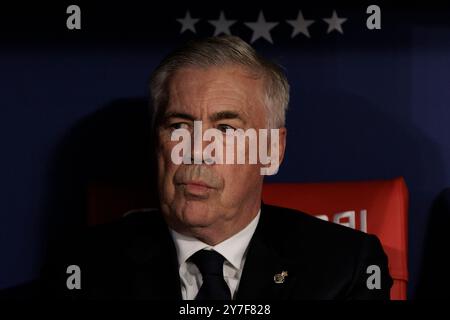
[149,35,289,129]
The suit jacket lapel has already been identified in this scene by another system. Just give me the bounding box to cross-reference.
[236,203,309,300]
[120,207,316,300]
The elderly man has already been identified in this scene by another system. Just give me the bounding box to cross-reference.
[43,35,392,300]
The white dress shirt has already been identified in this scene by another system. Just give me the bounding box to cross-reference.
[169,210,261,300]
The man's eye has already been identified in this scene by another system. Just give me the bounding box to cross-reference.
[170,122,189,130]
[217,124,235,133]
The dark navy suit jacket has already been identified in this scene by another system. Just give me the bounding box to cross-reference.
[41,203,393,300]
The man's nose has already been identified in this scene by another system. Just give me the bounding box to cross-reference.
[191,121,208,164]
[190,121,222,165]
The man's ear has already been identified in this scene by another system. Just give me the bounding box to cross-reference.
[278,127,287,167]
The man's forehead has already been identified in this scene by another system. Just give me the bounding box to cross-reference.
[166,67,264,117]
[162,104,251,122]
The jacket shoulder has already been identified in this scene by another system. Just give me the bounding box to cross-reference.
[262,204,371,248]
[85,208,166,239]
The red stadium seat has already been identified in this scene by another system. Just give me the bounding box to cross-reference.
[262,177,409,300]
[87,176,408,300]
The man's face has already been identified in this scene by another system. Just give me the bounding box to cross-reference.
[156,65,285,242]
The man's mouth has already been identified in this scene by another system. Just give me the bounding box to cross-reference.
[179,180,214,197]
[183,180,212,188]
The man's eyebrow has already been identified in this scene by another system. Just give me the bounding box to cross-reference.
[210,111,246,123]
[163,112,196,122]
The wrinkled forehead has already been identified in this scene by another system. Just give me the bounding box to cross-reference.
[166,66,267,118]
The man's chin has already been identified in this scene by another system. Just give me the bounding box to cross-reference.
[178,203,215,227]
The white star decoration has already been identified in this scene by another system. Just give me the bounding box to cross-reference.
[244,11,278,43]
[323,10,347,34]
[286,10,315,38]
[175,9,351,41]
[177,11,199,34]
[208,11,236,36]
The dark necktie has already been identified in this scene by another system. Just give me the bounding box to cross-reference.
[190,249,232,300]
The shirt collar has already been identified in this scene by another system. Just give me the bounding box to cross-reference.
[170,209,261,270]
